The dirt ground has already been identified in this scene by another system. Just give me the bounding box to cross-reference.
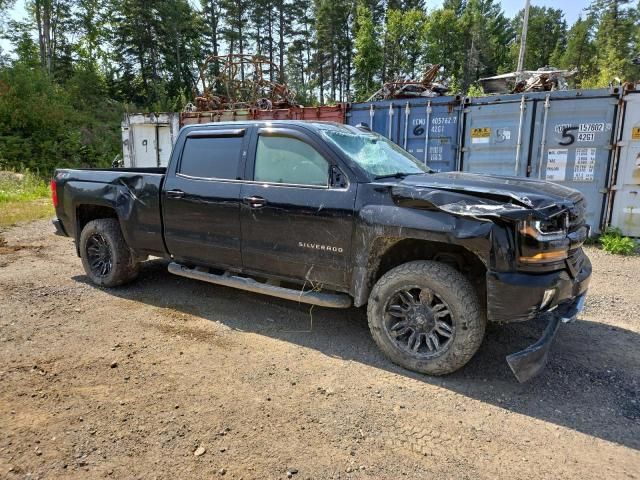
[1,219,639,479]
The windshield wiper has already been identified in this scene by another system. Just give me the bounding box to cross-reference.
[373,172,412,180]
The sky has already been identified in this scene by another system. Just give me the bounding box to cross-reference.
[428,0,590,25]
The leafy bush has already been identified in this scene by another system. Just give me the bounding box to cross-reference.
[600,227,637,255]
[0,65,122,178]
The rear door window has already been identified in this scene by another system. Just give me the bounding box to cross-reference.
[179,135,244,179]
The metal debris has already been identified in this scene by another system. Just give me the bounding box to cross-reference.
[366,64,450,101]
[479,67,578,94]
[186,54,298,112]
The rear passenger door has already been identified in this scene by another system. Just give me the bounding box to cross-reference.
[162,127,249,268]
[240,127,357,289]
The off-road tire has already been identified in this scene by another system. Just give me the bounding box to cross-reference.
[367,260,485,375]
[79,218,139,287]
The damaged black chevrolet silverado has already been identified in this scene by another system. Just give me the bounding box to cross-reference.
[51,121,591,382]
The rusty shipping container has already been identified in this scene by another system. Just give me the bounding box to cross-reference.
[180,104,346,127]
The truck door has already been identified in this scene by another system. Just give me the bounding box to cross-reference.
[240,127,357,289]
[162,127,249,268]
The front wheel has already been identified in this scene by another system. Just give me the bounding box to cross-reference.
[79,218,139,287]
[367,261,485,376]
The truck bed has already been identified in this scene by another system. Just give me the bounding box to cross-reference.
[54,167,167,257]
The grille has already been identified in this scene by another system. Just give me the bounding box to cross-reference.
[567,248,585,277]
[568,199,586,230]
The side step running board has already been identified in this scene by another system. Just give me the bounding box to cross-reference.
[168,262,352,309]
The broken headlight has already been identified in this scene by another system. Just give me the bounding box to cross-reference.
[518,214,569,265]
[519,214,568,241]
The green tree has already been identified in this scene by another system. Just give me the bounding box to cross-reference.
[586,0,639,86]
[554,15,597,87]
[313,0,354,103]
[353,1,381,100]
[383,8,428,80]
[424,7,464,79]
[459,0,513,89]
[509,6,567,70]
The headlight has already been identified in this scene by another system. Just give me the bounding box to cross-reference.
[519,214,568,241]
[519,214,569,265]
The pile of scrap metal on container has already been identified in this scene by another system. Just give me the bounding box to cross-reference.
[479,66,578,94]
[180,54,345,125]
[365,63,450,101]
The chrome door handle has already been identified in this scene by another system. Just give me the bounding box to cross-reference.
[166,189,185,199]
[243,196,267,208]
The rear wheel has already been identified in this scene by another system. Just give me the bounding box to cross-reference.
[367,260,485,375]
[79,218,139,287]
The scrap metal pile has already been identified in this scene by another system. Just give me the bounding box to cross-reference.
[186,54,298,112]
[479,67,578,94]
[366,64,450,101]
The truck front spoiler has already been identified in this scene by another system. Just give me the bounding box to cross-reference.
[506,293,587,383]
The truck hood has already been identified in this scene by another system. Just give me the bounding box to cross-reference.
[387,172,583,221]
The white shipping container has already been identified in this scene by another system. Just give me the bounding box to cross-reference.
[121,113,180,168]
[610,87,640,237]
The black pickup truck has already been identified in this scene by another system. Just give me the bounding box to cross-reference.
[52,121,591,382]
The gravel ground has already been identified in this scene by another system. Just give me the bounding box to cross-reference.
[1,219,639,479]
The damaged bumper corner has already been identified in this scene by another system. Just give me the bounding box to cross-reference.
[506,293,587,383]
[52,218,68,237]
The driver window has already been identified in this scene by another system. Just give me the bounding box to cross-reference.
[254,135,329,186]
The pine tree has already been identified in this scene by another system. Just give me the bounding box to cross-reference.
[424,7,464,85]
[201,0,223,78]
[553,15,597,87]
[509,6,567,70]
[459,0,513,89]
[353,1,381,100]
[587,0,639,86]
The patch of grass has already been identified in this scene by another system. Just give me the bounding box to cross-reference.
[0,198,53,226]
[599,227,637,255]
[0,170,50,203]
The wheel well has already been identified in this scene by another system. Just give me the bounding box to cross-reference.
[371,238,487,307]
[76,205,118,238]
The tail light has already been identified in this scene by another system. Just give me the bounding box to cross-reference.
[50,178,58,208]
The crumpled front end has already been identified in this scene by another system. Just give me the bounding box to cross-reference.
[388,174,593,382]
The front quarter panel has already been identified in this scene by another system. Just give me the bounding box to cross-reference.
[349,184,500,307]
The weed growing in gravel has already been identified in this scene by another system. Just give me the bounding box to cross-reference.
[0,170,49,203]
[600,227,637,256]
[0,171,53,226]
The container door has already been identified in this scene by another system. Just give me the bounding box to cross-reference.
[121,124,131,167]
[531,93,617,233]
[347,102,401,144]
[461,95,533,177]
[157,125,173,167]
[403,99,459,172]
[611,91,640,236]
[131,124,159,168]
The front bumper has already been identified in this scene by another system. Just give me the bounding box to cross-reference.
[486,250,591,382]
[486,251,591,324]
[505,293,586,383]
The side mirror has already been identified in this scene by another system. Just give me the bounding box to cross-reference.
[330,166,348,188]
